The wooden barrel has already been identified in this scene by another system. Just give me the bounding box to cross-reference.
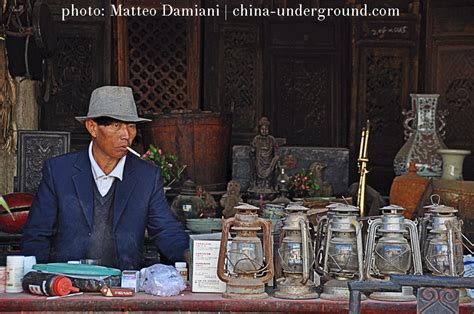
[140,112,232,191]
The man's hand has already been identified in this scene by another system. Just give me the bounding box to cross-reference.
[183,249,190,264]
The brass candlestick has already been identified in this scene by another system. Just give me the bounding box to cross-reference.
[357,120,370,217]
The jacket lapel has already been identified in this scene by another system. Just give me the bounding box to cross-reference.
[72,152,94,230]
[113,154,137,232]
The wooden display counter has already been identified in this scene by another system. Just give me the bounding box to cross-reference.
[1,291,473,313]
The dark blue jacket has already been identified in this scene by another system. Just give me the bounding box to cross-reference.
[21,151,189,270]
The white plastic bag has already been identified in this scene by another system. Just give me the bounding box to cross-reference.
[140,264,186,296]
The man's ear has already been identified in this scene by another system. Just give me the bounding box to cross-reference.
[85,120,97,138]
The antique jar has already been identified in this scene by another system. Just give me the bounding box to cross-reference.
[389,162,429,219]
[437,149,471,180]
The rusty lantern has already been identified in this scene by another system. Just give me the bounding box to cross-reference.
[217,203,274,299]
[274,204,318,299]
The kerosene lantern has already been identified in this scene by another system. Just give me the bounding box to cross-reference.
[364,205,422,301]
[316,203,364,301]
[217,203,274,299]
[171,180,204,223]
[274,204,318,299]
[419,195,470,302]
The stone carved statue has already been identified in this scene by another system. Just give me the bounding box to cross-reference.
[220,180,243,218]
[248,117,279,196]
[309,162,333,197]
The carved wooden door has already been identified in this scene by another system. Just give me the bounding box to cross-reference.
[203,1,350,147]
[265,16,350,148]
[350,1,421,194]
[425,0,474,181]
[40,0,111,151]
[203,0,264,145]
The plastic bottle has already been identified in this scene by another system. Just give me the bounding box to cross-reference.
[22,272,80,296]
[6,256,24,293]
[174,262,188,284]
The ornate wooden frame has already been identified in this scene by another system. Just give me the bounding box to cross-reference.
[16,130,70,194]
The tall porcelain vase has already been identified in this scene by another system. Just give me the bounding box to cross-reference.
[394,94,447,177]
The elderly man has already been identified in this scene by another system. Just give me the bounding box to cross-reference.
[21,86,189,270]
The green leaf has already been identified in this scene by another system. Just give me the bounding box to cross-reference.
[0,196,15,221]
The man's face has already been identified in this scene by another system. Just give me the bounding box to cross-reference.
[260,125,269,136]
[85,119,137,160]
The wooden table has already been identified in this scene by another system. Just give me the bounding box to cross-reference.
[1,291,474,313]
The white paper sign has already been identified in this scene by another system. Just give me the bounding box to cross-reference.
[190,234,226,293]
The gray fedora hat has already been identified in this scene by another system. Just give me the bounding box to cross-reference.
[75,86,151,123]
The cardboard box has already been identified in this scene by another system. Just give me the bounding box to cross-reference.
[121,270,139,292]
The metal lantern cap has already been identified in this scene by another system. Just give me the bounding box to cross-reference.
[285,203,309,212]
[234,203,260,210]
[380,204,406,214]
[326,203,359,213]
[180,180,197,196]
[234,203,260,215]
[425,204,458,215]
[423,194,458,214]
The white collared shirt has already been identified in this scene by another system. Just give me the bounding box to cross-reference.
[88,141,126,196]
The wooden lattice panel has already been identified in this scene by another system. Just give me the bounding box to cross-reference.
[127,16,190,115]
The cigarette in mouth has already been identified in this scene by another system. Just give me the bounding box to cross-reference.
[126,147,141,157]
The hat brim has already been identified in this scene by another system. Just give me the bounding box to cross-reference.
[75,114,151,123]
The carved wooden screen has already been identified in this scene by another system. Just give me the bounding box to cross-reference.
[265,16,350,148]
[351,1,420,194]
[117,0,200,115]
[425,0,474,180]
[203,0,264,145]
[17,131,70,194]
[41,0,111,151]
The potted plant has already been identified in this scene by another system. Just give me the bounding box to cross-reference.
[141,145,186,191]
[288,169,320,200]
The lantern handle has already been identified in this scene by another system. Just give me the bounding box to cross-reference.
[299,218,310,284]
[275,229,286,279]
[430,194,441,206]
[315,215,328,276]
[257,217,274,284]
[322,219,334,280]
[405,219,423,275]
[364,219,383,281]
[351,220,364,281]
[217,217,236,283]
[445,220,456,276]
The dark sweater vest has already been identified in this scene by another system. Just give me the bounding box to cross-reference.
[86,180,119,268]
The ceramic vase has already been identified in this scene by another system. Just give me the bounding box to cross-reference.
[394,94,447,177]
[438,149,471,180]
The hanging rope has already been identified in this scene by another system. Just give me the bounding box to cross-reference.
[0,37,18,154]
